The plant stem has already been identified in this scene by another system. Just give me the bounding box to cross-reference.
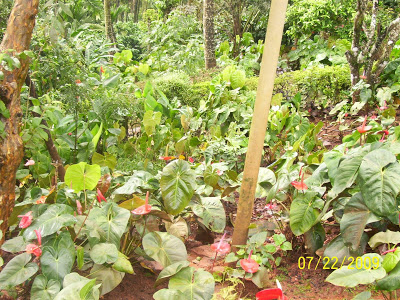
[74,197,95,242]
[211,251,218,272]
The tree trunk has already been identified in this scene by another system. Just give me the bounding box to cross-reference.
[25,75,66,182]
[203,0,216,69]
[104,0,117,45]
[231,0,242,57]
[0,0,40,246]
[132,0,140,22]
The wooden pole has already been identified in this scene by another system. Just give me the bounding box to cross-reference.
[231,0,288,248]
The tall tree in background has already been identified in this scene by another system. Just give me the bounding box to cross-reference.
[132,0,140,22]
[0,0,40,245]
[231,0,242,57]
[203,0,217,69]
[347,0,400,101]
[104,0,117,44]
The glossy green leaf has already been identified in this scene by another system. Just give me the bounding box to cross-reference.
[352,291,371,300]
[359,149,400,216]
[31,275,61,300]
[0,253,38,289]
[143,232,187,267]
[377,261,400,291]
[304,222,325,254]
[160,160,195,215]
[204,166,219,187]
[88,264,124,296]
[54,272,100,300]
[92,152,117,171]
[191,197,226,233]
[155,261,190,287]
[90,243,119,264]
[64,162,101,192]
[87,203,130,248]
[169,267,215,300]
[368,230,400,249]
[331,154,364,196]
[382,250,400,273]
[1,236,28,253]
[112,252,134,274]
[290,191,320,236]
[41,232,76,283]
[24,204,76,240]
[340,193,377,250]
[326,254,386,287]
[153,289,186,300]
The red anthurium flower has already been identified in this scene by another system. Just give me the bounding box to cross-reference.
[211,233,231,254]
[18,211,33,228]
[76,200,83,215]
[378,101,388,111]
[75,79,82,85]
[291,173,308,191]
[96,188,107,203]
[100,66,105,73]
[26,244,42,257]
[357,116,372,134]
[159,156,176,161]
[131,191,152,215]
[256,280,288,300]
[360,75,367,80]
[36,196,46,204]
[24,159,35,166]
[240,250,259,273]
[371,114,377,120]
[188,157,194,163]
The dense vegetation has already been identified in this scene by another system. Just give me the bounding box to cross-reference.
[0,0,400,299]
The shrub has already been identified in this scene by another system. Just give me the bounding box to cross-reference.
[152,71,193,105]
[246,65,351,107]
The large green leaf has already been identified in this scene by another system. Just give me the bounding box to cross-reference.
[155,261,190,287]
[54,272,100,300]
[143,232,187,267]
[368,230,400,249]
[113,171,155,195]
[88,264,124,296]
[340,193,378,250]
[382,249,400,273]
[169,267,215,300]
[92,152,117,171]
[191,197,226,233]
[112,252,134,274]
[0,253,38,289]
[358,149,400,216]
[143,110,162,136]
[304,222,325,254]
[160,160,195,215]
[153,289,186,300]
[331,154,364,196]
[1,236,28,253]
[31,275,61,300]
[255,168,276,198]
[290,191,320,236]
[326,254,386,287]
[204,166,219,188]
[324,234,368,267]
[41,232,76,283]
[377,261,400,291]
[87,203,130,248]
[64,162,101,192]
[24,204,76,240]
[90,243,119,264]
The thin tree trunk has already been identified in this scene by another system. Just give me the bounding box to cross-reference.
[104,0,117,45]
[203,0,216,69]
[231,0,242,57]
[25,75,66,182]
[0,0,39,246]
[132,0,139,22]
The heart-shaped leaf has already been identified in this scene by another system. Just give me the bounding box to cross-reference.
[155,261,190,287]
[41,232,76,283]
[153,288,186,300]
[31,275,61,300]
[90,243,119,264]
[290,191,320,236]
[169,267,215,300]
[1,236,28,253]
[88,264,124,296]
[191,197,226,233]
[24,204,76,240]
[160,160,195,215]
[358,149,400,216]
[368,230,400,249]
[54,272,100,300]
[326,254,386,287]
[112,252,134,274]
[0,253,38,289]
[143,232,187,267]
[64,162,101,192]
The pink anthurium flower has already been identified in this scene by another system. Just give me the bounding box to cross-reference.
[26,244,42,257]
[24,159,35,166]
[159,156,176,161]
[131,191,152,215]
[188,157,195,163]
[357,116,372,134]
[76,200,83,215]
[96,188,107,203]
[100,66,105,74]
[240,250,259,273]
[34,229,42,246]
[216,170,223,176]
[18,211,33,228]
[211,233,231,254]
[256,279,288,300]
[378,101,388,111]
[291,173,307,191]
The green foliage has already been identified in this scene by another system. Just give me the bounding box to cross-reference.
[152,71,192,106]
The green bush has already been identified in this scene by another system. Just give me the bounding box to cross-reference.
[152,71,194,105]
[246,65,351,107]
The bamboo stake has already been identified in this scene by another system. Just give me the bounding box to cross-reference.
[231,0,289,248]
